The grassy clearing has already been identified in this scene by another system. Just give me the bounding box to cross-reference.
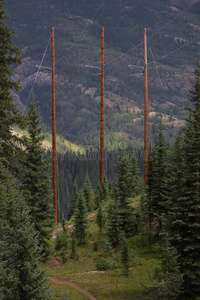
[47,202,161,300]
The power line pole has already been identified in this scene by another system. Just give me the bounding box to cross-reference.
[51,27,58,224]
[144,27,148,183]
[100,27,105,184]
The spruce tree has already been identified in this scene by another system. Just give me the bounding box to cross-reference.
[148,231,183,300]
[68,181,78,220]
[96,204,105,233]
[20,95,53,254]
[130,151,139,196]
[173,62,200,299]
[73,193,88,245]
[107,200,122,249]
[0,182,51,300]
[83,175,93,212]
[0,1,25,174]
[151,123,167,232]
[115,150,134,235]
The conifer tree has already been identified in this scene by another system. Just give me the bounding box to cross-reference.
[151,123,167,232]
[130,151,139,196]
[96,204,105,233]
[107,200,122,249]
[83,175,93,212]
[73,193,88,245]
[0,182,51,300]
[148,231,183,300]
[20,95,53,254]
[0,1,25,174]
[170,62,200,299]
[115,150,134,235]
[68,181,78,220]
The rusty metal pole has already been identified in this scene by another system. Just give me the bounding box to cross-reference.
[51,27,58,224]
[100,27,105,184]
[144,27,148,183]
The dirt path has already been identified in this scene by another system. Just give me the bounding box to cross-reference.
[50,276,97,300]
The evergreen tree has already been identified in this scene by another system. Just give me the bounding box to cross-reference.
[107,200,122,249]
[68,181,78,220]
[73,193,88,245]
[0,1,25,174]
[83,175,93,212]
[96,204,105,233]
[148,231,183,300]
[70,234,77,260]
[151,123,167,232]
[0,183,51,300]
[115,150,134,235]
[171,62,200,299]
[20,96,53,254]
[130,151,139,196]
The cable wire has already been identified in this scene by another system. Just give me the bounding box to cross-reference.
[149,47,162,86]
[104,0,199,67]
[24,34,51,111]
[150,36,200,64]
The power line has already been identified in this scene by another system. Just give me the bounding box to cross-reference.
[104,0,199,67]
[55,1,104,65]
[150,36,200,64]
[23,34,51,112]
[149,47,162,86]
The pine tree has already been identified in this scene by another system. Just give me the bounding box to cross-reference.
[68,181,78,220]
[0,1,25,174]
[83,175,93,212]
[96,204,105,233]
[20,95,53,254]
[172,62,200,299]
[148,231,183,300]
[73,193,88,245]
[115,150,134,235]
[151,123,167,232]
[107,200,122,249]
[0,182,51,300]
[130,151,139,196]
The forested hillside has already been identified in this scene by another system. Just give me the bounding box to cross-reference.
[5,0,200,147]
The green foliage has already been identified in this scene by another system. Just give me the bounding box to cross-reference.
[147,231,183,300]
[70,234,78,260]
[0,0,25,174]
[106,200,122,249]
[95,258,118,271]
[83,176,93,212]
[55,231,67,251]
[96,204,105,233]
[68,181,78,220]
[73,193,88,245]
[20,95,53,255]
[0,181,51,300]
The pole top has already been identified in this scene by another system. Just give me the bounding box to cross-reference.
[51,27,54,32]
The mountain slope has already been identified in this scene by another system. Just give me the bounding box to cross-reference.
[6,0,200,147]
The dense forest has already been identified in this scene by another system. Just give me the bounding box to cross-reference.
[1,0,200,299]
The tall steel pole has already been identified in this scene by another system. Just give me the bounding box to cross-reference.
[100,27,105,184]
[144,27,148,183]
[51,27,58,224]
